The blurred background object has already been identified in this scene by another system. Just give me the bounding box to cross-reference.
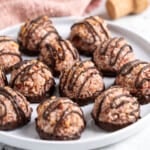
[0,0,149,29]
[106,0,148,19]
[0,0,101,29]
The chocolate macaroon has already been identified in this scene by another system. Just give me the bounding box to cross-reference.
[0,68,7,87]
[115,60,150,104]
[36,96,86,140]
[69,16,111,55]
[59,61,105,106]
[10,59,55,103]
[18,15,60,56]
[39,39,80,76]
[0,86,32,130]
[92,86,140,132]
[93,37,136,76]
[0,36,22,73]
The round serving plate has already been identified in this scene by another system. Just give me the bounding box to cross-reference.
[0,18,149,150]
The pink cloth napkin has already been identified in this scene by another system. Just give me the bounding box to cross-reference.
[0,0,101,29]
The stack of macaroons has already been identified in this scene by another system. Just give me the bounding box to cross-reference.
[18,15,81,77]
[0,14,149,141]
[0,15,84,137]
[69,16,149,106]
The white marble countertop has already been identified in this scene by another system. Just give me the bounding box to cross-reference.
[0,1,150,150]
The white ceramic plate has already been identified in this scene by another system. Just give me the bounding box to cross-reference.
[0,19,150,150]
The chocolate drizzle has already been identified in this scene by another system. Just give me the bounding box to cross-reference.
[71,22,96,46]
[71,16,110,43]
[76,71,100,98]
[63,40,79,60]
[60,61,104,105]
[89,16,110,38]
[40,98,86,138]
[10,60,37,87]
[0,68,8,86]
[70,16,110,54]
[84,20,101,41]
[68,66,96,91]
[0,87,26,124]
[116,60,149,104]
[25,20,51,49]
[45,40,79,72]
[119,60,148,76]
[19,15,57,54]
[92,86,141,131]
[96,87,118,119]
[53,109,84,135]
[10,60,55,102]
[135,64,150,88]
[46,41,66,61]
[99,37,133,66]
[110,44,133,66]
[0,51,22,61]
[61,61,93,91]
[36,30,59,50]
[45,44,55,68]
[72,21,96,45]
[60,64,75,91]
[66,61,93,90]
[0,37,22,72]
[45,43,65,69]
[110,94,136,108]
[0,101,6,118]
[43,100,78,120]
[95,87,139,122]
[100,37,117,55]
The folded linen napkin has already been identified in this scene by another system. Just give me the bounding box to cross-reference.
[0,0,101,29]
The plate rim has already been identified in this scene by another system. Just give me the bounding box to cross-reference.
[0,21,149,150]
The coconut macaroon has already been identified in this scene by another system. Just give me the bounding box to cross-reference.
[10,59,55,103]
[93,37,136,76]
[36,96,86,140]
[69,16,111,55]
[115,60,150,104]
[0,86,32,130]
[39,39,80,76]
[59,61,105,106]
[92,86,140,132]
[0,68,7,87]
[0,36,22,73]
[18,15,60,56]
